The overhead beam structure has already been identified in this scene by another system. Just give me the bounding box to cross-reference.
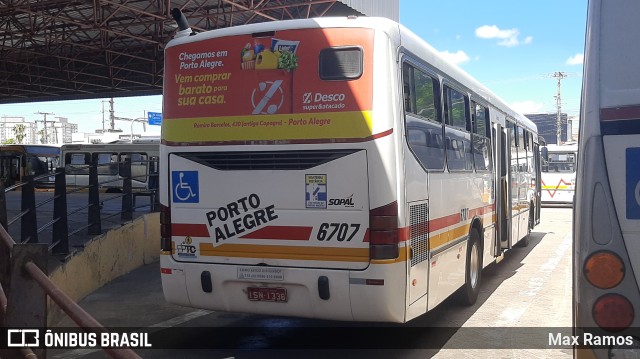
[0,0,361,104]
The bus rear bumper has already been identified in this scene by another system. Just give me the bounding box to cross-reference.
[160,254,406,322]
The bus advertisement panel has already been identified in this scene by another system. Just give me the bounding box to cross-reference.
[162,28,374,145]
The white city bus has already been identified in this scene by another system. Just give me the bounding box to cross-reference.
[541,143,577,205]
[574,0,640,357]
[160,16,541,323]
[62,140,159,192]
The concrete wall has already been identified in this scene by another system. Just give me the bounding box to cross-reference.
[48,212,159,325]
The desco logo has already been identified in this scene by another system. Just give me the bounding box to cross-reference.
[315,93,345,102]
[303,92,345,103]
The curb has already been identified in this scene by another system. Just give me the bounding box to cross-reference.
[48,212,160,326]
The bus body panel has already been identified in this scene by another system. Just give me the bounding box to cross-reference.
[602,136,640,290]
[168,150,371,270]
[575,1,640,357]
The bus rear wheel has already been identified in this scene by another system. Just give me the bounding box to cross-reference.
[458,229,482,306]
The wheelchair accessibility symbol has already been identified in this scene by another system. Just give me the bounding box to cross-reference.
[172,171,199,203]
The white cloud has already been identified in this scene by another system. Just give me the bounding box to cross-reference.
[511,100,545,114]
[566,53,584,65]
[438,50,470,65]
[475,25,533,47]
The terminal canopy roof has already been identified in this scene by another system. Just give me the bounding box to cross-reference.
[0,0,361,104]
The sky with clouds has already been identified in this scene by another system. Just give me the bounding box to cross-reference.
[400,0,587,117]
[0,1,587,134]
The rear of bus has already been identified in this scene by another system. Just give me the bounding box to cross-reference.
[575,0,640,356]
[540,144,576,205]
[159,17,408,322]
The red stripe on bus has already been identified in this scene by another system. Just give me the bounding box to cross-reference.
[469,204,496,218]
[410,204,495,236]
[161,129,393,147]
[600,105,640,121]
[240,226,312,240]
[172,223,210,237]
[428,213,461,232]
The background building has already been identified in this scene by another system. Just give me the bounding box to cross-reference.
[525,113,574,144]
[0,115,78,144]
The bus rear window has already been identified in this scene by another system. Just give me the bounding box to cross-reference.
[319,47,363,80]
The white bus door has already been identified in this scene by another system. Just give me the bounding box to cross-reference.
[494,123,512,256]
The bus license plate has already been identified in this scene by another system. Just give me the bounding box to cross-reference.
[247,287,288,303]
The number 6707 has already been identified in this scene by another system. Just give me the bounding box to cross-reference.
[316,223,360,242]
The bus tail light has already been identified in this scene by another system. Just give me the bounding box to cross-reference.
[584,251,625,289]
[592,294,634,332]
[370,202,399,260]
[160,204,172,252]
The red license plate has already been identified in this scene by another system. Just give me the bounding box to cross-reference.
[247,287,288,303]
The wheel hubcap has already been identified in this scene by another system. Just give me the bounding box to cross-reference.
[470,242,479,288]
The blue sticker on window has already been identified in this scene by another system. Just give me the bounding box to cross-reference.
[173,171,199,203]
[626,147,640,219]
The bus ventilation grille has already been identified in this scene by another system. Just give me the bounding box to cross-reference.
[410,201,429,267]
[177,150,360,171]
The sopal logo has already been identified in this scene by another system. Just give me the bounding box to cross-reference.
[303,92,345,104]
[328,194,355,207]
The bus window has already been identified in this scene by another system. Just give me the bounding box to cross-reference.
[444,85,472,171]
[96,153,118,175]
[403,62,444,170]
[472,102,491,171]
[547,152,575,172]
[66,153,90,175]
[444,86,468,130]
[319,47,363,80]
[122,153,149,183]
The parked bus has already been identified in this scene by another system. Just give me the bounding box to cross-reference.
[159,16,541,322]
[540,143,577,205]
[61,140,159,192]
[0,144,60,188]
[574,0,640,357]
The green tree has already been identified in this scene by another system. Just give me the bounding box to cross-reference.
[37,129,46,144]
[12,124,27,144]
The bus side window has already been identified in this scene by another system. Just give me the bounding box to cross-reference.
[444,85,472,171]
[96,153,118,175]
[66,152,90,175]
[122,153,149,183]
[403,61,444,170]
[472,102,492,171]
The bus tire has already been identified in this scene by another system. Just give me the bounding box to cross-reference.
[458,229,482,306]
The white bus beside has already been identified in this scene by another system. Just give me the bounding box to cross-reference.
[574,0,640,357]
[62,140,159,192]
[160,16,541,323]
[541,143,577,205]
